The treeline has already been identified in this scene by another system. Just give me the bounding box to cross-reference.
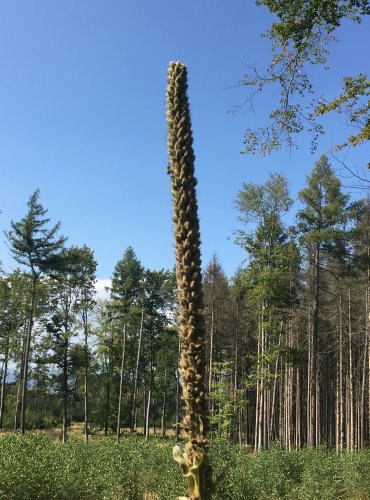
[0,155,369,451]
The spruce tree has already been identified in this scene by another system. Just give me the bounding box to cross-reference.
[297,154,351,447]
[166,61,213,500]
[110,246,143,442]
[5,190,66,433]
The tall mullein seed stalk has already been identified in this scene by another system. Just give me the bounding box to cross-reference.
[166,61,213,500]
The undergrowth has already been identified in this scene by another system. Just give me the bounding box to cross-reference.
[0,434,369,499]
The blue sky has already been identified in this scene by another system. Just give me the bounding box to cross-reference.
[1,0,369,282]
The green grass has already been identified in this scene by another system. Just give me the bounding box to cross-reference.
[0,434,369,499]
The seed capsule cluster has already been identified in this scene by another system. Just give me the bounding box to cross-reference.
[166,61,209,454]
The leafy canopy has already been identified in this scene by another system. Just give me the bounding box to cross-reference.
[240,0,370,155]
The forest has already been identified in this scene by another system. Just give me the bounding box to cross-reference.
[1,1,370,499]
[1,151,370,449]
[0,152,369,499]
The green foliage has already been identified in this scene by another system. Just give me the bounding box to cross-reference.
[315,73,370,149]
[110,246,144,314]
[5,190,66,275]
[240,0,370,154]
[235,173,292,225]
[1,435,368,500]
[209,363,244,437]
[0,434,184,500]
[297,154,353,249]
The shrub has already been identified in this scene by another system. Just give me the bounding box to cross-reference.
[0,435,369,499]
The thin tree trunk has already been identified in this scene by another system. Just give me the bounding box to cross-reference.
[0,335,10,430]
[104,375,111,437]
[20,276,37,434]
[83,312,89,443]
[152,397,156,435]
[149,325,155,436]
[62,339,68,444]
[316,368,320,445]
[336,355,340,452]
[348,286,354,452]
[309,243,320,448]
[233,324,238,444]
[364,218,370,448]
[338,288,344,451]
[208,304,214,416]
[161,374,167,438]
[131,307,144,433]
[258,316,265,451]
[254,317,261,453]
[14,372,22,432]
[145,389,151,440]
[116,323,127,444]
[269,354,279,443]
[307,296,312,448]
[295,366,301,449]
[104,333,114,436]
[142,382,147,436]
[269,325,283,443]
[361,298,369,448]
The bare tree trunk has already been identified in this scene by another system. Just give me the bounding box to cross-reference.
[0,336,10,430]
[142,383,147,437]
[161,374,167,438]
[145,389,151,440]
[233,326,239,444]
[364,222,370,448]
[258,311,266,451]
[62,339,68,444]
[316,368,320,445]
[361,297,369,448]
[233,303,241,444]
[14,321,28,431]
[307,292,312,447]
[208,304,214,417]
[152,397,156,435]
[14,374,22,432]
[149,327,156,436]
[104,333,114,437]
[284,319,293,451]
[309,244,320,448]
[131,307,144,433]
[116,323,127,444]
[254,316,261,453]
[336,356,340,452]
[269,325,283,444]
[269,354,279,443]
[20,276,37,434]
[348,287,354,452]
[104,375,111,437]
[295,366,301,449]
[338,288,344,451]
[83,312,89,443]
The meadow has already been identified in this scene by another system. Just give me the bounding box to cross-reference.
[0,433,369,500]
